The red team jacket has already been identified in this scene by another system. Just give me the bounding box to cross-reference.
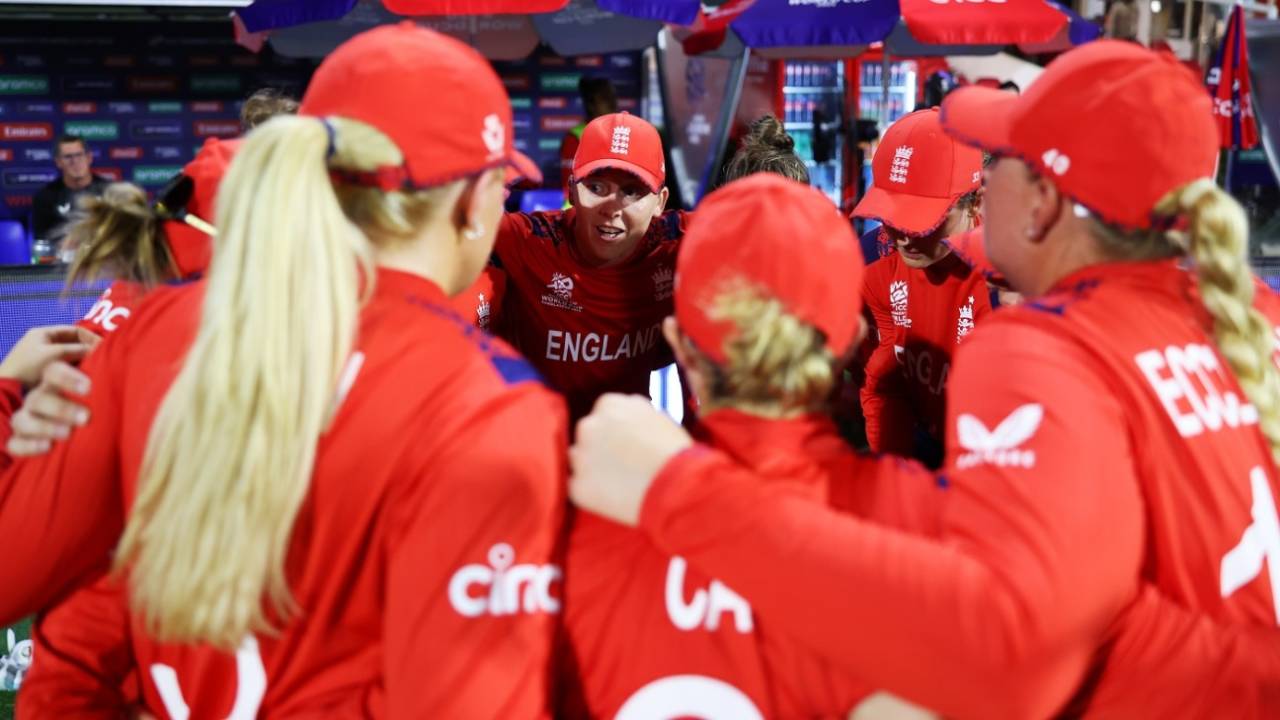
[559,408,942,719]
[860,251,992,456]
[495,208,688,421]
[639,260,1280,718]
[0,269,566,718]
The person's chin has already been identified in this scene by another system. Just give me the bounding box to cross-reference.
[897,249,932,268]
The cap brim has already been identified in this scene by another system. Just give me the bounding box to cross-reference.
[939,85,1018,154]
[506,149,542,187]
[851,185,958,237]
[944,227,1008,286]
[575,158,663,194]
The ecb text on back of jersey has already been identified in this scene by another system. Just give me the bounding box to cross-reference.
[1136,343,1259,439]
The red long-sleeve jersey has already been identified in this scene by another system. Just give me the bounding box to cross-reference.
[637,260,1280,718]
[860,251,992,457]
[495,208,688,421]
[559,408,942,719]
[0,268,566,719]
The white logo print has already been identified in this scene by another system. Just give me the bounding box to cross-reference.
[617,675,764,720]
[889,145,913,184]
[665,556,753,634]
[548,272,573,299]
[652,265,674,301]
[447,543,562,618]
[611,125,632,155]
[889,280,911,328]
[956,403,1042,469]
[540,271,583,312]
[1041,148,1070,176]
[476,293,491,331]
[957,295,975,343]
[481,113,505,159]
[83,287,131,332]
[57,202,72,216]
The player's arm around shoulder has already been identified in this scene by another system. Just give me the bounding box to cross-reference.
[941,311,1146,655]
[382,357,568,718]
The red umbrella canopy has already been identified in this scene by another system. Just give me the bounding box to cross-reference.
[899,0,1068,46]
[384,0,568,11]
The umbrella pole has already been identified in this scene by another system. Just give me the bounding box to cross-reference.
[881,53,891,130]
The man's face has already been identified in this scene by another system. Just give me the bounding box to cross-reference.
[54,141,91,184]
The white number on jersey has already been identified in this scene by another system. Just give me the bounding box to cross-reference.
[1220,466,1280,623]
[616,674,764,720]
[150,635,266,720]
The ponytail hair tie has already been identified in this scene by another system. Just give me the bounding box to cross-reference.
[322,117,338,161]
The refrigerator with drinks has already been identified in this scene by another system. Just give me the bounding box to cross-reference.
[780,60,846,206]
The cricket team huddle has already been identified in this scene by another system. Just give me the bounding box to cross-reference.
[0,20,1277,720]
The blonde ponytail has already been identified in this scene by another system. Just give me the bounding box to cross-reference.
[698,281,836,417]
[63,182,176,289]
[1156,180,1280,466]
[114,115,398,649]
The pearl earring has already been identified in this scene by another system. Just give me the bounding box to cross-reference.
[462,224,484,241]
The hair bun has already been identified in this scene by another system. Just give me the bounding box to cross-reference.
[747,115,794,153]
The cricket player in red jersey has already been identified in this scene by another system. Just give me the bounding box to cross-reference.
[853,108,992,465]
[495,112,688,421]
[0,23,565,719]
[560,175,943,719]
[569,41,1280,718]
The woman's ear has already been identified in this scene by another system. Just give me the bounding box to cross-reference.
[663,316,710,407]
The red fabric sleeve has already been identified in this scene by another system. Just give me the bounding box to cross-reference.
[1061,584,1280,718]
[0,378,23,472]
[639,320,1146,719]
[383,382,566,718]
[858,319,915,456]
[17,574,139,719]
[0,325,126,627]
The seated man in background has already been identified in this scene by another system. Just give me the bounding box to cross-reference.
[31,135,110,254]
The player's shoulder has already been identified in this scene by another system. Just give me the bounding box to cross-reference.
[367,288,553,405]
[502,209,571,246]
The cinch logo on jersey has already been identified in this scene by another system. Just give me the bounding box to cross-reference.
[889,145,913,184]
[957,295,975,343]
[1136,343,1258,439]
[546,322,663,363]
[652,265,673,301]
[447,543,561,618]
[83,288,130,332]
[893,344,948,397]
[665,556,753,633]
[541,271,583,312]
[889,280,911,328]
[956,403,1041,469]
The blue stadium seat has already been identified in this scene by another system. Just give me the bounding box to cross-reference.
[519,189,565,214]
[0,220,29,266]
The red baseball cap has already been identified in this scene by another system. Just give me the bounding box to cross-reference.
[941,40,1217,230]
[573,112,666,194]
[298,22,538,190]
[676,175,863,364]
[851,108,983,237]
[166,136,241,277]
